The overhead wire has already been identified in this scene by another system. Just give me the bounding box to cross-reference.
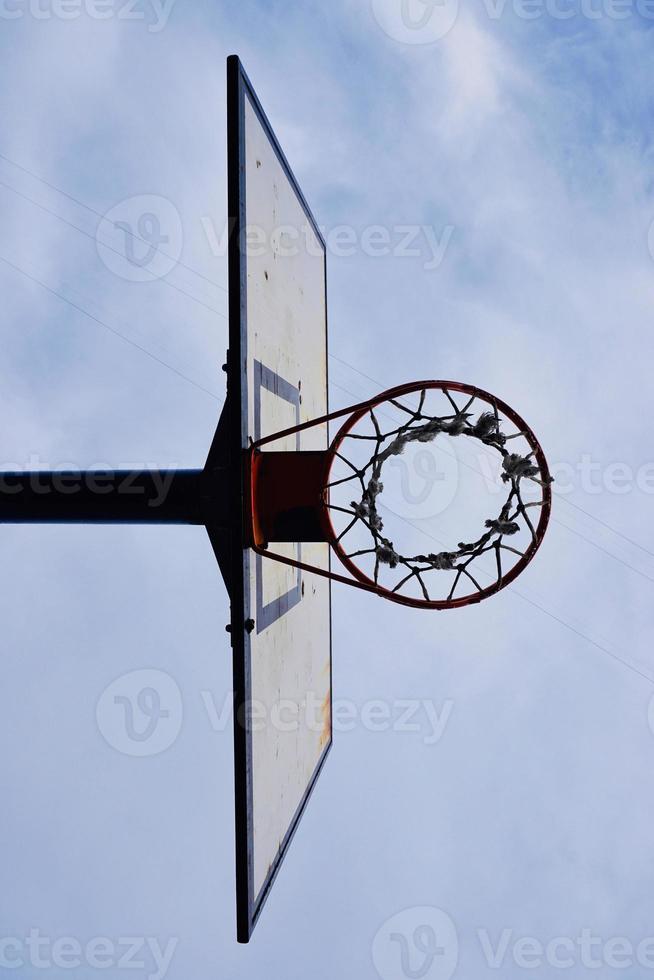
[1,149,651,684]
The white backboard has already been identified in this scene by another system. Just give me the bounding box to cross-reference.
[226,56,332,943]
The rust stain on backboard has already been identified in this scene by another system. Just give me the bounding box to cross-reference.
[319,690,331,750]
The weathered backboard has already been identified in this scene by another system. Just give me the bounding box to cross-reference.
[225,56,332,943]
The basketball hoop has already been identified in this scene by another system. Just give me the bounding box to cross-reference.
[248,381,553,609]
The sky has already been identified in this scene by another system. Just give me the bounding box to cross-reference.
[1,1,654,978]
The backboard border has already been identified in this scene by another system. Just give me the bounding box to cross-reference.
[226,54,333,944]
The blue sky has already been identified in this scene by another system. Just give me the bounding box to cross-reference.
[1,1,654,978]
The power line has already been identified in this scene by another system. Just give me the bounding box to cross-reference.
[58,277,223,393]
[0,254,221,402]
[0,150,229,295]
[6,188,650,616]
[329,354,654,578]
[331,374,654,588]
[0,179,229,322]
[2,150,651,684]
[389,502,654,687]
[4,255,650,688]
[330,374,654,684]
[4,155,651,589]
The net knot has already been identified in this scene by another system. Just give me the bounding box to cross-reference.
[473,411,506,444]
[485,518,520,535]
[376,542,400,568]
[501,453,540,482]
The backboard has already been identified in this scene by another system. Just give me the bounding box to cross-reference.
[223,56,332,943]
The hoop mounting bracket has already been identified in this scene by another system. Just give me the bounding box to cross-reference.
[247,450,331,547]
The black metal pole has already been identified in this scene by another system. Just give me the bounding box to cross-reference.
[0,469,219,525]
